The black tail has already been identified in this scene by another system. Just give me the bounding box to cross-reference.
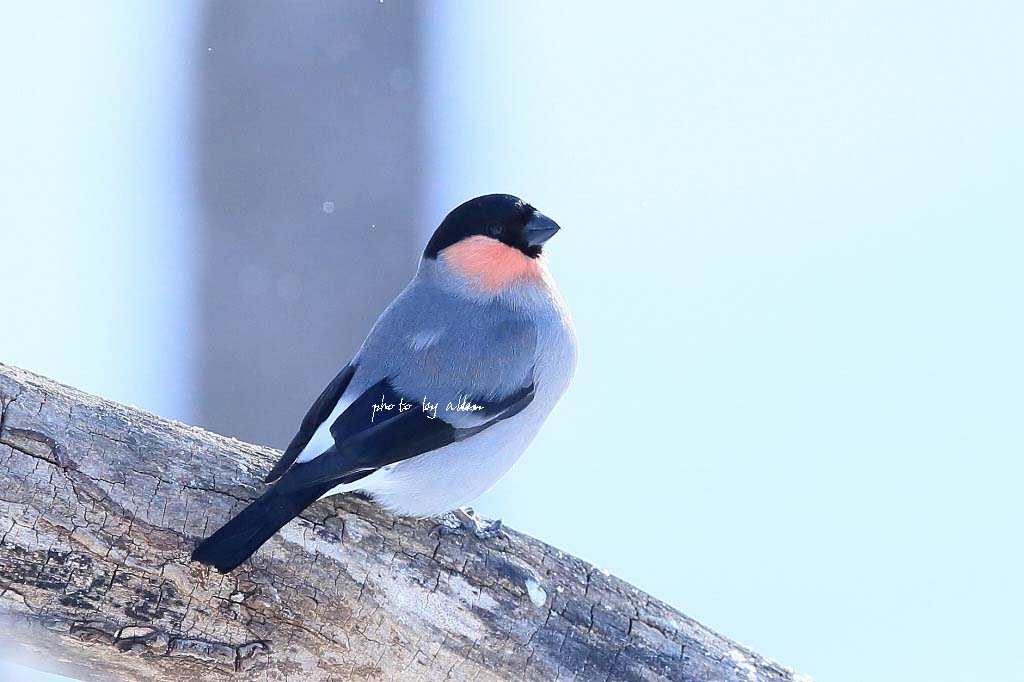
[191,480,334,573]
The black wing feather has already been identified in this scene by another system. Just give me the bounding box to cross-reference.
[264,363,356,482]
[289,377,536,489]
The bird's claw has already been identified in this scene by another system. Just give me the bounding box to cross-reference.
[432,507,506,540]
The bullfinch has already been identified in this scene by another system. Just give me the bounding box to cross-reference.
[192,194,577,572]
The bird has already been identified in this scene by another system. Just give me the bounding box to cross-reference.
[192,194,577,573]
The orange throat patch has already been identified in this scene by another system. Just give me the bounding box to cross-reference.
[443,236,543,293]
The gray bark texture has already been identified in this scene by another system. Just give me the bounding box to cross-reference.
[0,363,802,682]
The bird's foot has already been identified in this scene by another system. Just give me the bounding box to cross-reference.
[433,507,506,540]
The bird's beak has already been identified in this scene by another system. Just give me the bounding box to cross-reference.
[524,212,561,247]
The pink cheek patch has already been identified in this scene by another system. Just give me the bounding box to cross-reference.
[444,236,542,292]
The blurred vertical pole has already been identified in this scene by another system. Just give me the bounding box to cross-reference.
[0,3,199,425]
[196,2,422,447]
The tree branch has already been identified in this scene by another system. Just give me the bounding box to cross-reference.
[0,363,802,682]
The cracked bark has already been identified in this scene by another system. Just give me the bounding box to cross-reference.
[0,363,802,682]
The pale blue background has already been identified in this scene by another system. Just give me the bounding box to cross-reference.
[424,3,1023,682]
[3,3,1023,682]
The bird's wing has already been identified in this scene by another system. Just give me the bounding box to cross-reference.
[264,364,356,482]
[281,373,536,492]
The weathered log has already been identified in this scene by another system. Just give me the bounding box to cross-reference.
[0,363,802,681]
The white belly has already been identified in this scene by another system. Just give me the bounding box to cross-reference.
[336,409,546,517]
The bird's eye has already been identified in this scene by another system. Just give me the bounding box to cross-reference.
[487,223,504,237]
